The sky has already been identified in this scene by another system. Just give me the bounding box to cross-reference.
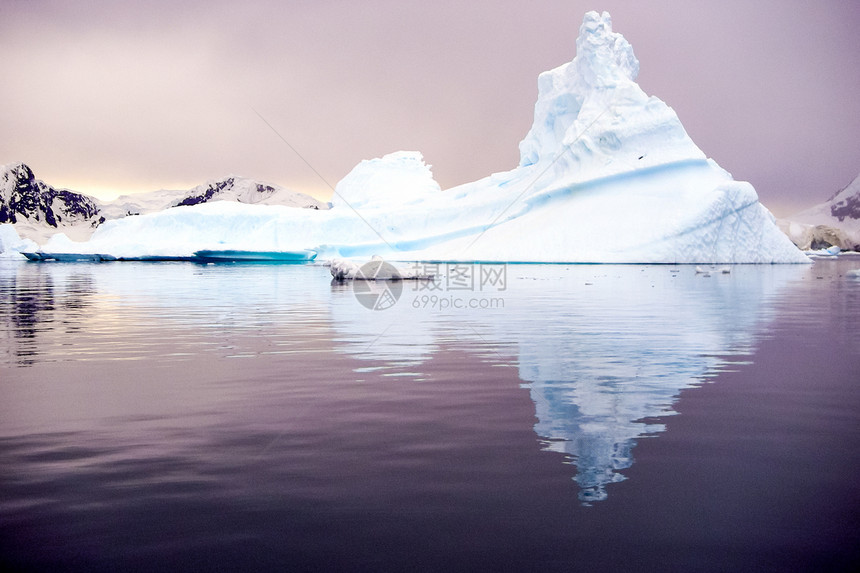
[1,0,859,216]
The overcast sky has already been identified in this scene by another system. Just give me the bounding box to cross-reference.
[2,0,859,216]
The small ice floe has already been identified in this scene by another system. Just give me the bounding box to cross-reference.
[695,265,730,276]
[330,258,362,280]
[805,245,841,257]
[846,269,860,278]
[330,256,436,281]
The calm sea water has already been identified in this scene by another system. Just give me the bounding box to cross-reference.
[1,259,858,572]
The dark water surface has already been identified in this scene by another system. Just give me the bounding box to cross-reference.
[1,259,858,571]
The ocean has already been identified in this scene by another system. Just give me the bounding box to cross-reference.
[1,258,858,571]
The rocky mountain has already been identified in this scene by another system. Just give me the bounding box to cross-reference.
[0,162,327,244]
[778,172,860,251]
[825,173,860,224]
[0,163,101,230]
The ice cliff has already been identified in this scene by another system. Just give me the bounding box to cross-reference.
[33,11,807,263]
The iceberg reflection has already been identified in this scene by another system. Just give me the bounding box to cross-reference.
[1,261,804,503]
[330,264,804,502]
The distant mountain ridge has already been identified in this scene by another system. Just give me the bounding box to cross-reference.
[0,162,327,243]
[101,176,325,219]
[778,172,860,251]
[824,173,860,224]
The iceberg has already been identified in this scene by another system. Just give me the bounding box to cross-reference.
[0,224,37,259]
[34,11,807,264]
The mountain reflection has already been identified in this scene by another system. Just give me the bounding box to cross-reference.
[330,264,804,502]
[0,263,57,365]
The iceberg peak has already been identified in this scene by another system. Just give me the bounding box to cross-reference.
[518,10,699,175]
[575,11,639,87]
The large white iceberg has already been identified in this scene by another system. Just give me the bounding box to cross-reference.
[39,11,807,264]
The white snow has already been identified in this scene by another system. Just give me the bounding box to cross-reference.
[98,175,325,220]
[30,11,808,264]
[0,224,37,259]
[778,172,860,251]
[331,151,441,210]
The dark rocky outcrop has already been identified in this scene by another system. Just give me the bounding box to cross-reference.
[173,178,277,207]
[830,192,860,223]
[2,162,325,243]
[0,163,100,227]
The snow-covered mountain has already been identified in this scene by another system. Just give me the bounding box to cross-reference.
[100,176,325,220]
[28,11,807,263]
[0,162,102,242]
[777,173,860,251]
[828,173,860,224]
[0,163,327,244]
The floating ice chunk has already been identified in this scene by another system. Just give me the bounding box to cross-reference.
[805,245,842,257]
[330,258,362,280]
[0,224,38,259]
[330,256,436,281]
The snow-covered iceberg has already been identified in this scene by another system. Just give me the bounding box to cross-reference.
[36,11,807,264]
[0,224,37,260]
